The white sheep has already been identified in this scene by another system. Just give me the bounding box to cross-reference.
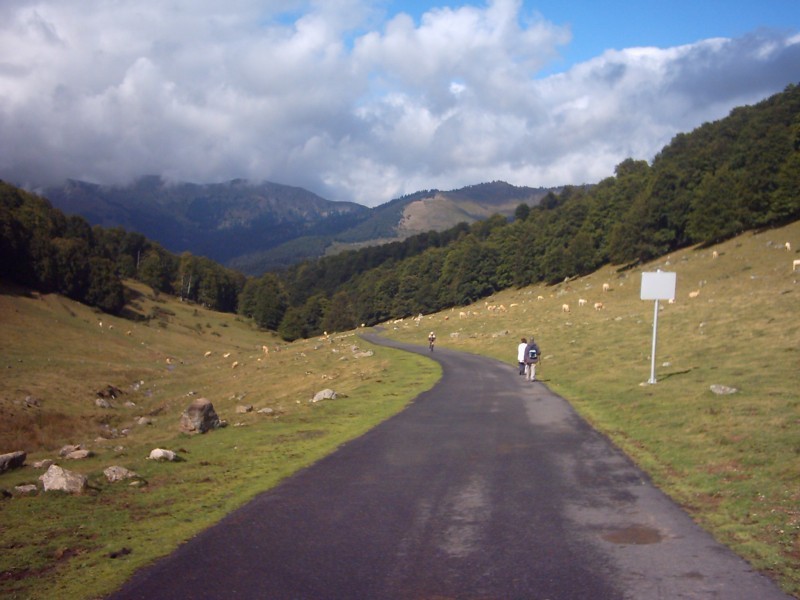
[561,303,570,313]
[786,242,792,252]
[793,259,800,271]
[594,302,604,310]
[689,290,700,299]
[578,298,587,307]
[602,283,610,292]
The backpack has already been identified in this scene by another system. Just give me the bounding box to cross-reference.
[528,346,539,362]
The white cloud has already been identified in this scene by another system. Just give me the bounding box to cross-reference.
[0,1,797,206]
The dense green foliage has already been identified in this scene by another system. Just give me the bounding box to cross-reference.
[0,182,245,314]
[1,84,798,337]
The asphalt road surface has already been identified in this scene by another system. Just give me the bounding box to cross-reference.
[109,332,792,600]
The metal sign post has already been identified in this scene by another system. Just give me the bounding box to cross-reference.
[640,270,676,384]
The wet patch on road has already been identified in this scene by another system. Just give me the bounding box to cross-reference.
[601,524,664,545]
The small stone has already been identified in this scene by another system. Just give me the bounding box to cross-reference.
[147,448,178,462]
[710,384,738,395]
[59,444,81,457]
[0,451,26,473]
[235,405,253,414]
[311,389,337,403]
[104,465,139,482]
[65,449,92,460]
[14,484,38,496]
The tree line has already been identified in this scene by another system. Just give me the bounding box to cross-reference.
[0,182,245,315]
[1,83,798,339]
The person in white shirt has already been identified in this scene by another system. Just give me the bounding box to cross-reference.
[517,338,528,375]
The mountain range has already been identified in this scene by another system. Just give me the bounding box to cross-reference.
[41,177,558,275]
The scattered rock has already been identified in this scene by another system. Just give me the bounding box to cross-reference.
[39,465,88,494]
[179,398,222,434]
[65,449,93,460]
[137,416,153,426]
[97,385,124,399]
[235,404,253,414]
[311,389,337,403]
[95,397,113,409]
[24,396,41,408]
[710,384,738,396]
[147,448,178,462]
[103,465,139,482]
[33,459,54,469]
[0,450,26,473]
[257,407,275,415]
[14,484,38,496]
[59,444,82,457]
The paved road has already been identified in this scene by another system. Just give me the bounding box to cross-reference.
[110,333,792,599]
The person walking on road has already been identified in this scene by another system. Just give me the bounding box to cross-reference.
[517,338,528,375]
[524,336,540,381]
[428,331,436,351]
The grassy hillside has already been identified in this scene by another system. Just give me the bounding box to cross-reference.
[0,281,440,599]
[1,221,798,598]
[383,220,800,597]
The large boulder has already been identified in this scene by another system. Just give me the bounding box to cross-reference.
[39,464,88,494]
[0,451,26,473]
[179,398,222,434]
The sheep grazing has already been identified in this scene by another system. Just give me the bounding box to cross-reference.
[561,303,570,313]
[578,298,587,307]
[602,283,610,292]
[712,250,719,259]
[594,302,604,310]
[689,290,700,299]
[204,351,212,358]
[786,242,792,252]
[537,295,544,301]
[793,259,800,271]
[459,311,467,319]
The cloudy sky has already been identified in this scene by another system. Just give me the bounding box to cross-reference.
[1,1,798,207]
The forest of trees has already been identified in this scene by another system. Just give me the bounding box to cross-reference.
[0,182,246,315]
[1,83,798,340]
